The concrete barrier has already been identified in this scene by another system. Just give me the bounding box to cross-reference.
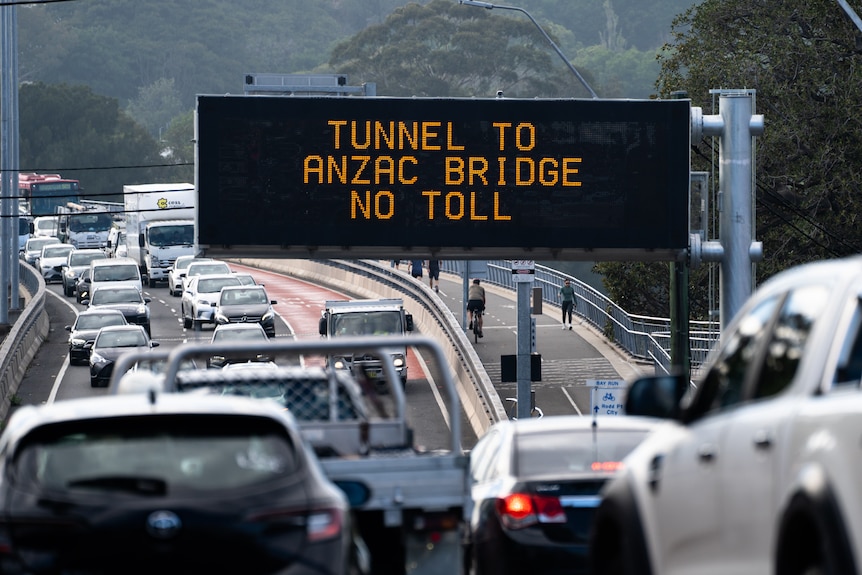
[0,264,49,422]
[229,258,507,437]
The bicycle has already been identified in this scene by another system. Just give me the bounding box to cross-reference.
[469,309,483,344]
[505,396,544,420]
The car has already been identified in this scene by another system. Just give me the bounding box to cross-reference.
[32,215,59,238]
[213,284,278,337]
[168,255,210,296]
[84,285,152,336]
[88,324,159,387]
[74,266,92,303]
[464,415,662,575]
[233,271,259,286]
[180,274,242,330]
[61,248,107,296]
[65,309,128,365]
[207,323,271,368]
[88,256,143,293]
[20,236,60,266]
[181,260,231,292]
[35,242,76,283]
[0,391,353,574]
[589,254,862,575]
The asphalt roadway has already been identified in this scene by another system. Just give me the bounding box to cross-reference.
[10,264,649,422]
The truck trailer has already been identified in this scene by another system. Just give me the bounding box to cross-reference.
[123,183,195,287]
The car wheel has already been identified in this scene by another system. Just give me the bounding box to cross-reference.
[90,376,99,388]
[183,314,192,329]
[147,276,155,288]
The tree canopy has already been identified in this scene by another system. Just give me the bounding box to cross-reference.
[19,83,180,202]
[596,0,862,318]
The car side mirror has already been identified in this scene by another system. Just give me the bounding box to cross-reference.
[144,297,151,304]
[271,300,277,305]
[151,341,160,348]
[65,325,72,332]
[624,374,688,419]
[405,314,414,332]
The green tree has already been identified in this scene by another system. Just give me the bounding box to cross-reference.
[19,82,176,202]
[328,0,588,98]
[160,111,195,183]
[126,78,184,140]
[598,0,862,318]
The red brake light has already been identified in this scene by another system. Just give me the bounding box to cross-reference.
[246,507,344,542]
[591,461,623,472]
[496,493,566,529]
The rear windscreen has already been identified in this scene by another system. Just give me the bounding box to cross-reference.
[13,414,299,494]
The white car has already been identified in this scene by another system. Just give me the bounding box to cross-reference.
[36,243,76,283]
[180,274,242,330]
[181,260,231,293]
[591,254,862,575]
[168,255,210,297]
[21,236,60,266]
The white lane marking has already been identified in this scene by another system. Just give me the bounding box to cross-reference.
[561,385,583,416]
[414,345,449,430]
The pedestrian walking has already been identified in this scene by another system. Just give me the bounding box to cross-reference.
[410,259,424,279]
[428,259,440,292]
[559,278,577,330]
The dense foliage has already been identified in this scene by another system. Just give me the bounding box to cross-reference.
[596,0,862,318]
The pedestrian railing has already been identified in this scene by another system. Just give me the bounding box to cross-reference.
[441,260,720,374]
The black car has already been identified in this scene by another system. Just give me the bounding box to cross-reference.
[84,285,152,336]
[74,267,92,303]
[0,392,353,575]
[88,324,159,387]
[213,285,278,337]
[65,309,128,365]
[464,415,663,575]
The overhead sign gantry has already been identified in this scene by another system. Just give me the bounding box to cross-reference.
[196,96,690,260]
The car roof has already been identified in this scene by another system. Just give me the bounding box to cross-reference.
[499,414,667,435]
[97,324,147,334]
[41,243,75,252]
[214,322,267,331]
[76,308,126,317]
[221,284,266,292]
[0,393,300,449]
[92,257,137,266]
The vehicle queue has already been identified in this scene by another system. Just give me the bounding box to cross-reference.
[12,228,862,575]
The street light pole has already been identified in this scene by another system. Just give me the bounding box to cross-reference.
[459,0,598,98]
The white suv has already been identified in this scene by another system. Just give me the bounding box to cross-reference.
[590,255,862,575]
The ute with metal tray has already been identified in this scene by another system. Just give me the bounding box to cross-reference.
[109,336,469,575]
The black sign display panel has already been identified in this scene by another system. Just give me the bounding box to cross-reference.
[197,96,690,260]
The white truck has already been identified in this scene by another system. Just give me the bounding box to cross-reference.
[318,298,414,386]
[54,202,118,249]
[110,336,471,575]
[123,183,196,287]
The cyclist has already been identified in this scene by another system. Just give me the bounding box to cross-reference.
[467,278,486,338]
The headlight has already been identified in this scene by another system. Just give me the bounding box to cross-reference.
[64,269,76,278]
[70,338,86,347]
[90,351,107,365]
[262,310,274,321]
[393,355,405,368]
[333,358,348,370]
[136,304,147,315]
[214,313,228,324]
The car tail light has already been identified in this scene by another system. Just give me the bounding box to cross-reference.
[495,493,566,530]
[246,506,344,542]
[591,461,623,472]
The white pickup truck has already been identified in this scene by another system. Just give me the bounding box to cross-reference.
[590,254,862,575]
[111,336,470,575]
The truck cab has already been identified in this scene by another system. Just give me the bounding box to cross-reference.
[319,299,414,386]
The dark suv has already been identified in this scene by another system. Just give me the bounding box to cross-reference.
[213,285,277,337]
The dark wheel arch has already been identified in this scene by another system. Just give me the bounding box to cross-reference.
[775,469,857,575]
[589,478,653,575]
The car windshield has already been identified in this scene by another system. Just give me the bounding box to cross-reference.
[43,246,74,258]
[188,263,230,277]
[220,289,268,305]
[74,314,126,331]
[92,265,139,282]
[91,289,142,305]
[95,329,148,349]
[13,416,298,493]
[69,252,106,267]
[197,277,241,294]
[332,311,401,336]
[212,328,267,342]
[515,429,652,477]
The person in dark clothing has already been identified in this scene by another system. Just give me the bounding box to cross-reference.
[428,260,440,292]
[410,260,423,279]
[559,279,577,330]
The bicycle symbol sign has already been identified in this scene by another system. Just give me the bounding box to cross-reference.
[586,379,627,416]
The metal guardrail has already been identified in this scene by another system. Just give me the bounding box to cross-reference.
[442,260,720,374]
[0,263,49,422]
